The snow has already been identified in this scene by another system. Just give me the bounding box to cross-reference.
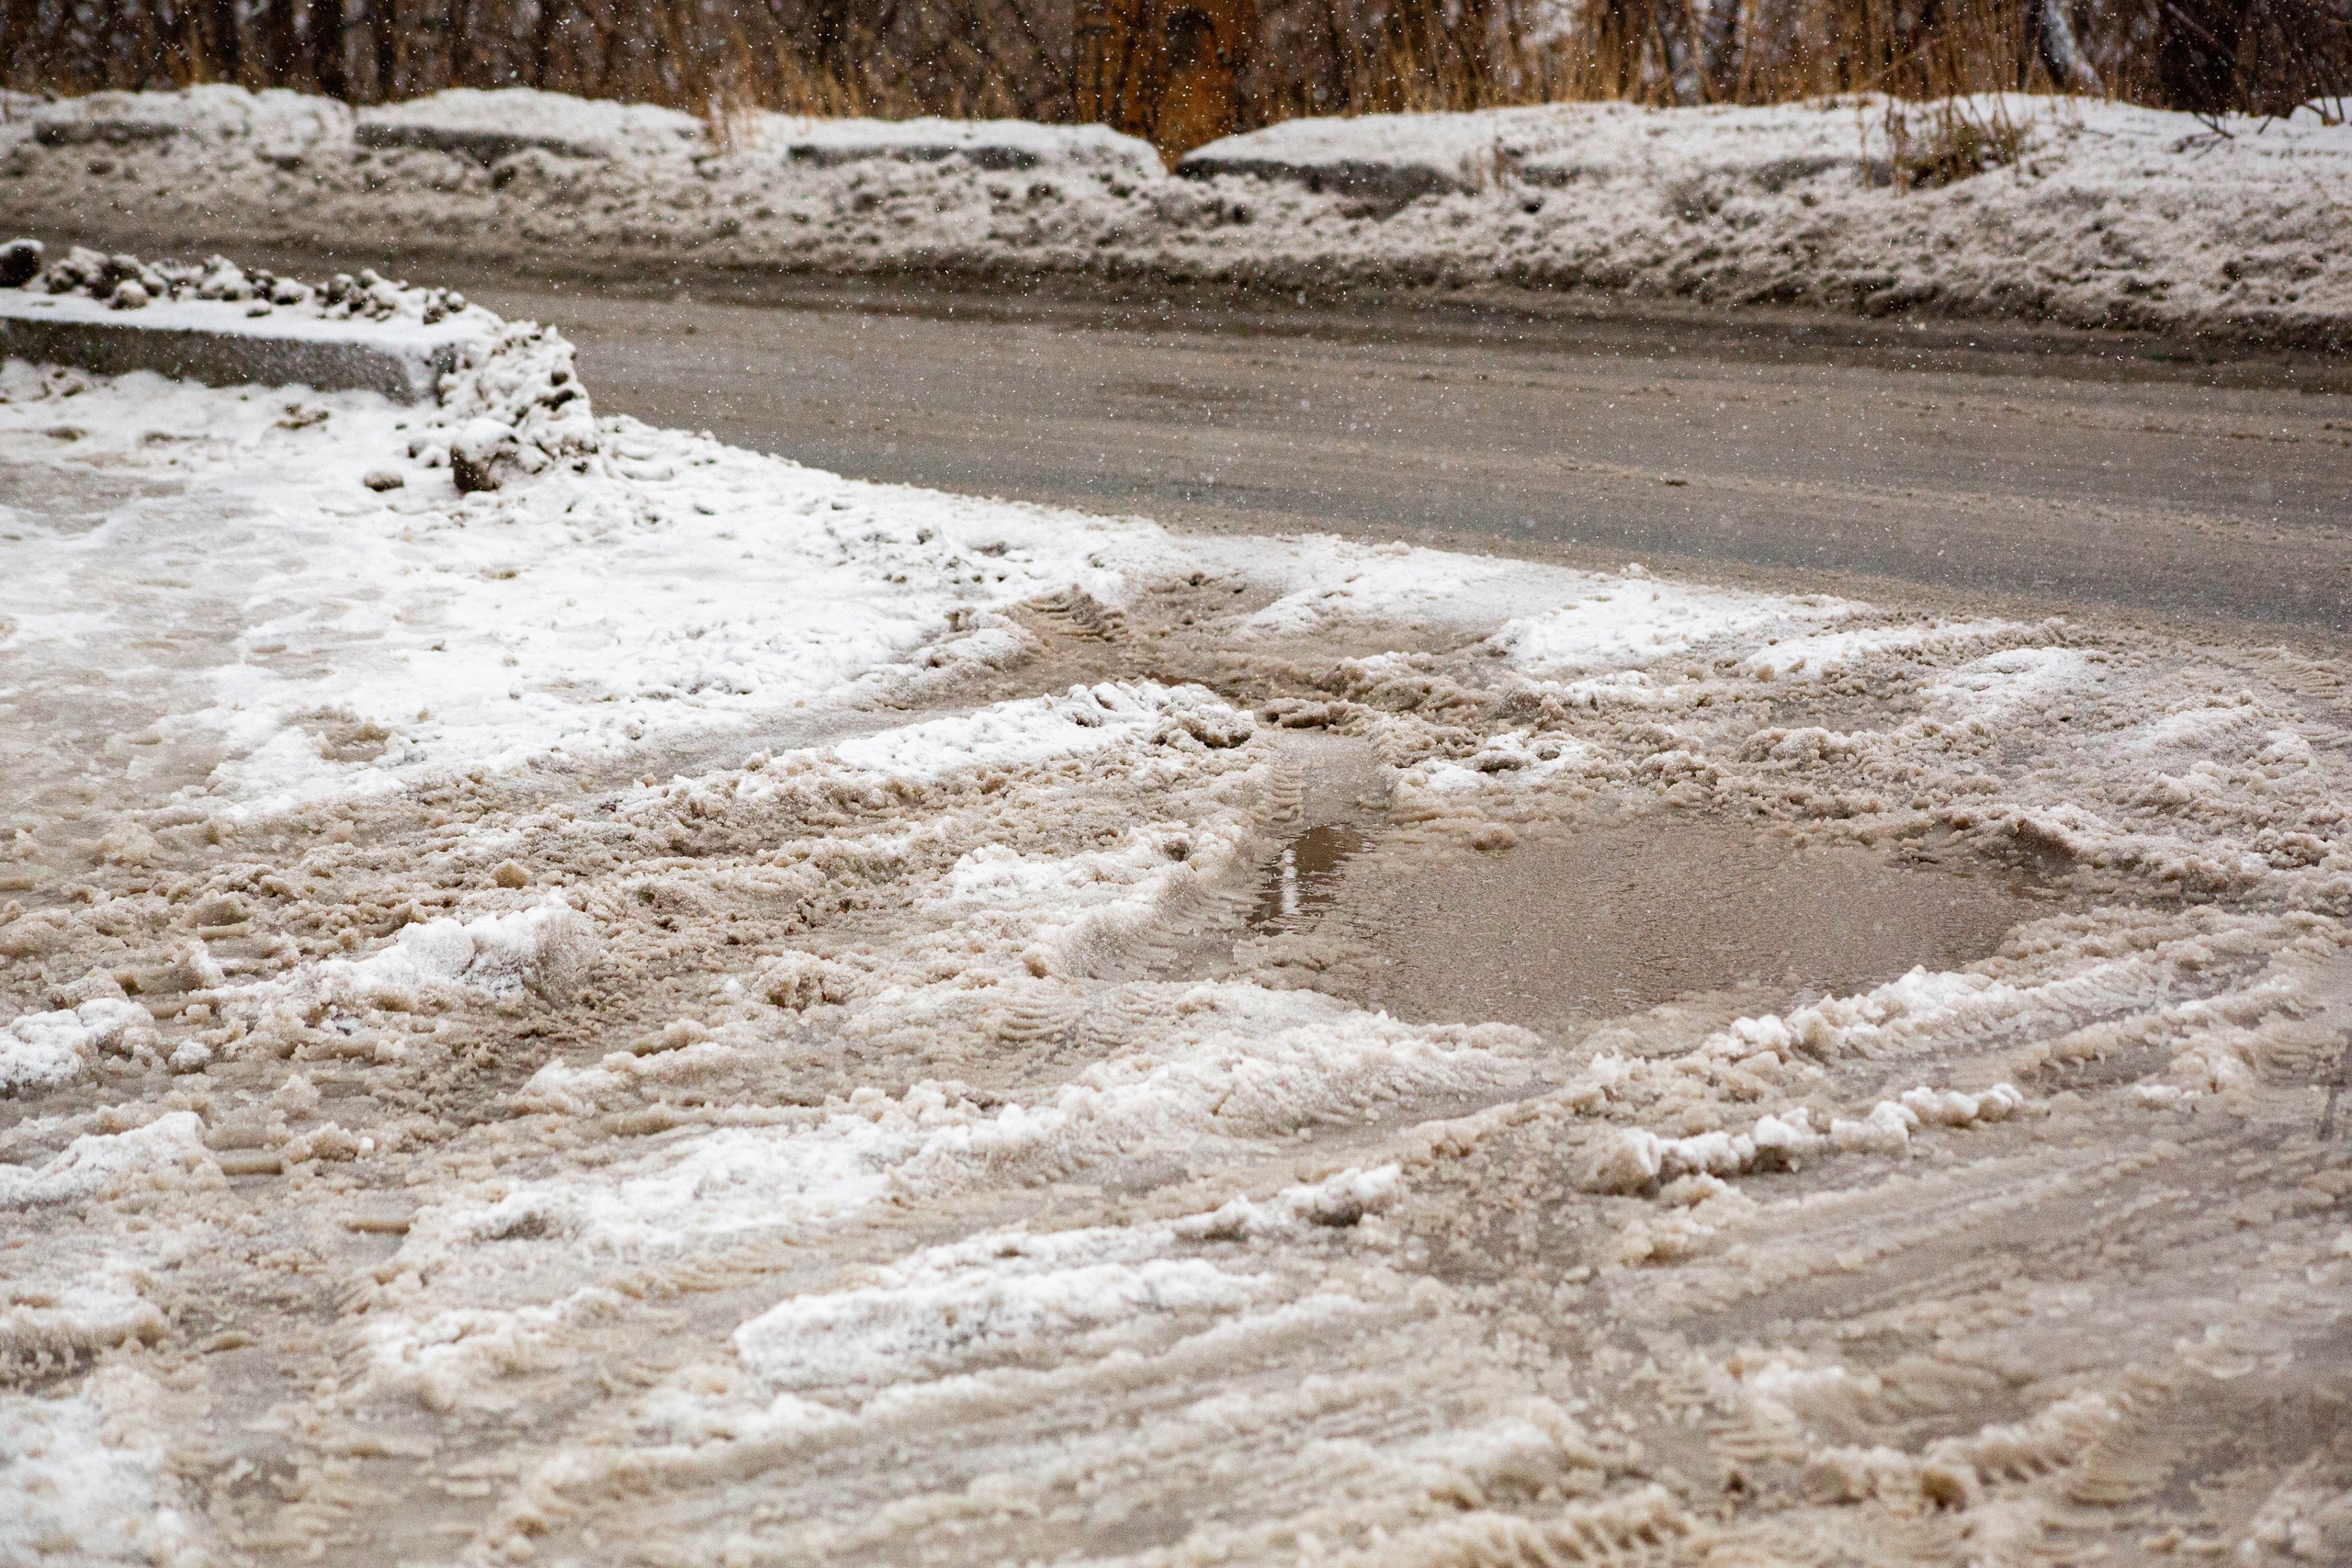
[0,1112,212,1208]
[1490,575,1857,677]
[18,83,348,152]
[0,998,152,1092]
[0,351,1159,814]
[1736,620,2021,682]
[0,268,1808,820]
[0,288,487,353]
[731,1225,1271,1391]
[8,259,2352,1563]
[0,288,485,402]
[10,87,2351,341]
[327,899,600,1006]
[760,114,1162,178]
[831,682,1240,779]
[0,1382,206,1568]
[355,86,702,162]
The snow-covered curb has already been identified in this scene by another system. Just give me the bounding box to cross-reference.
[0,289,478,402]
[0,242,508,403]
[6,86,2350,343]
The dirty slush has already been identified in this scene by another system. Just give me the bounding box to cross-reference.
[6,251,2352,1567]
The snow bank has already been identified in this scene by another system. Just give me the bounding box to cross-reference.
[1181,108,1517,203]
[8,86,2350,341]
[18,83,347,155]
[356,86,702,163]
[762,114,1161,178]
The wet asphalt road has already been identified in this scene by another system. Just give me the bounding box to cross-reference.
[442,277,2352,642]
[27,221,2352,635]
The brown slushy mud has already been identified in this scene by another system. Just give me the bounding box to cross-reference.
[10,353,2352,1568]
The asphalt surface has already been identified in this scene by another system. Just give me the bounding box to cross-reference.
[441,276,2352,643]
[33,219,2352,639]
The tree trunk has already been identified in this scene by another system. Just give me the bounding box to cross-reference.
[209,0,245,84]
[2032,0,2099,91]
[2155,0,2254,112]
[1657,0,1702,104]
[368,0,400,97]
[1698,0,1740,100]
[311,0,350,96]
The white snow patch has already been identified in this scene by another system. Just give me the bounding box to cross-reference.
[0,998,152,1092]
[326,898,600,1006]
[733,1226,1269,1392]
[1494,577,1856,676]
[1929,647,2103,721]
[755,114,1160,178]
[0,1383,207,1568]
[1737,620,2020,682]
[356,86,703,162]
[0,1112,213,1208]
[832,682,1241,780]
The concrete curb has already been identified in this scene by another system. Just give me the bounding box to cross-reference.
[1,294,468,402]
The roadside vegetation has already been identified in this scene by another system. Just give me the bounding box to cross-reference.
[6,0,2346,133]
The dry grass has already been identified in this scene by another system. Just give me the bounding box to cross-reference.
[1884,93,2035,189]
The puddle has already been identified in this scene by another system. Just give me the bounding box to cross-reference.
[1346,819,2064,1032]
[1249,825,1371,929]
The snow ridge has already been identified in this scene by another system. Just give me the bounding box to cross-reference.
[6,87,2350,342]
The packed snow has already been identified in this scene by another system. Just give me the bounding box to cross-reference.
[6,85,2352,341]
[7,264,2352,1565]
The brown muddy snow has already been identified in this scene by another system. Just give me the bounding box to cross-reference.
[10,369,2352,1567]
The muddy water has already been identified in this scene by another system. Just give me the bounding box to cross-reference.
[1249,825,1373,929]
[1347,820,2053,1030]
